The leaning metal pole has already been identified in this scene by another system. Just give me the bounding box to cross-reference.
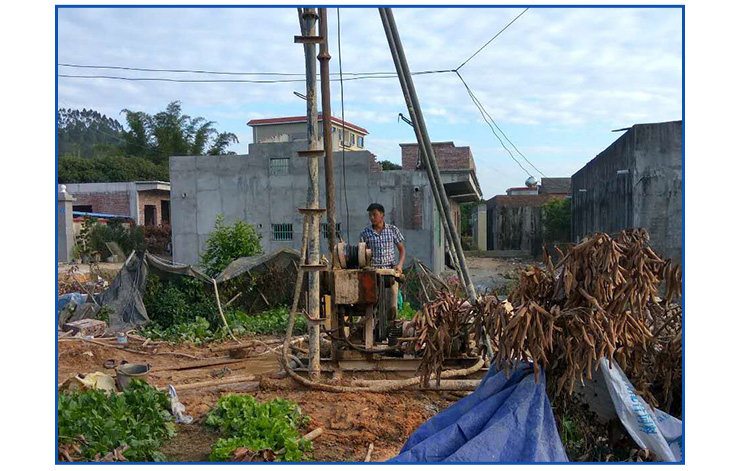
[299,7,322,379]
[318,8,337,260]
[378,9,465,288]
[379,8,477,302]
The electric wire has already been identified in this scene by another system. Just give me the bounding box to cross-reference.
[455,8,529,71]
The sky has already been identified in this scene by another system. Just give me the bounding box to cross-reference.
[57,6,683,199]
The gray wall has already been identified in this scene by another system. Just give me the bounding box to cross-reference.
[572,121,683,262]
[170,141,443,273]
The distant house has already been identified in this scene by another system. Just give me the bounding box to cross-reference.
[571,120,682,262]
[485,178,572,253]
[247,114,369,151]
[57,181,171,227]
[170,120,482,274]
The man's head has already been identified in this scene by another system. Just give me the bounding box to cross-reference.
[367,203,385,227]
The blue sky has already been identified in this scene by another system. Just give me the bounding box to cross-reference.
[57,6,682,198]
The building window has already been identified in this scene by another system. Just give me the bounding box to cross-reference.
[144,205,157,226]
[358,136,364,148]
[161,200,170,224]
[73,205,93,213]
[321,222,341,239]
[350,133,355,146]
[272,223,293,241]
[269,158,290,176]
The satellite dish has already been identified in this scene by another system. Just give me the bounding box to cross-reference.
[525,176,539,188]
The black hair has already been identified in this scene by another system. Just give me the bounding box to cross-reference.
[366,203,385,214]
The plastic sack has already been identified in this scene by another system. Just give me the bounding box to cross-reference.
[168,385,193,425]
[599,357,683,462]
[389,364,567,462]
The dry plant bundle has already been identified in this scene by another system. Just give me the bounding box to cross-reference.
[474,229,682,408]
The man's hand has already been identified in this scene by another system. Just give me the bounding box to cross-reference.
[394,264,403,276]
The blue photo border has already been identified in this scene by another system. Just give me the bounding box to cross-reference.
[55,3,686,465]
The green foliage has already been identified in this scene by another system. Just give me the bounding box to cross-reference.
[89,219,145,255]
[398,301,417,321]
[459,201,479,237]
[200,215,262,277]
[143,274,220,331]
[206,395,312,462]
[142,316,229,345]
[120,101,239,164]
[542,198,572,243]
[227,306,306,336]
[74,217,95,259]
[57,380,176,462]
[57,108,125,159]
[379,160,402,170]
[58,155,169,183]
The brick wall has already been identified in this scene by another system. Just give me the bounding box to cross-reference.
[400,142,475,171]
[369,152,382,172]
[71,191,131,216]
[138,190,170,226]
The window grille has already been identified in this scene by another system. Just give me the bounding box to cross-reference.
[272,223,293,241]
[269,158,290,176]
[321,222,342,239]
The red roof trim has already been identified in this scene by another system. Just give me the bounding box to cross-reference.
[247,115,368,135]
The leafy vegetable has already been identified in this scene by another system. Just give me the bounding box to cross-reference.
[57,380,175,462]
[205,395,312,462]
[228,306,307,336]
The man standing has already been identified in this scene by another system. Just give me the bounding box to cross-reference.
[359,203,406,274]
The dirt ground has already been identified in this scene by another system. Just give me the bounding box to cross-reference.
[442,254,541,295]
[57,337,458,462]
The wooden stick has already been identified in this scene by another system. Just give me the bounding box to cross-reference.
[159,374,256,392]
[275,428,323,455]
[364,443,374,462]
[224,292,243,308]
[212,279,239,342]
[58,337,205,360]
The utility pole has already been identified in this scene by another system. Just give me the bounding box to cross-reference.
[379,8,477,302]
[318,8,337,259]
[297,7,322,379]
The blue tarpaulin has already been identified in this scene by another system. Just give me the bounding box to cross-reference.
[390,364,568,463]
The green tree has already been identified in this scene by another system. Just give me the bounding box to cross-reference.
[58,155,169,183]
[200,215,262,277]
[121,101,239,163]
[379,160,402,170]
[542,198,572,243]
[57,108,125,158]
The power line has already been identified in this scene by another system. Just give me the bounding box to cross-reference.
[455,8,529,71]
[455,71,536,177]
[57,71,454,84]
[58,62,453,78]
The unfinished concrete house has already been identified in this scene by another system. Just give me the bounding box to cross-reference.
[571,120,683,262]
[486,178,571,253]
[169,118,482,274]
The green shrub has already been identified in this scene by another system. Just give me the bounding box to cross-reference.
[205,395,312,462]
[57,380,175,462]
[141,316,230,345]
[143,274,220,330]
[200,215,262,277]
[542,198,571,243]
[227,306,306,336]
[58,155,169,183]
[89,219,145,256]
[398,301,417,321]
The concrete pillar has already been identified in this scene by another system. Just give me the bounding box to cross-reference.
[57,185,76,263]
[475,203,487,250]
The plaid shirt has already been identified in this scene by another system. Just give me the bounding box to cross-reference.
[359,223,405,269]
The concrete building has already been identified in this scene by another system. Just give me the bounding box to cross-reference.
[169,136,481,274]
[571,120,683,263]
[247,115,368,151]
[57,181,171,226]
[486,177,571,253]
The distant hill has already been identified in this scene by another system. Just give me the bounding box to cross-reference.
[57,108,125,158]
